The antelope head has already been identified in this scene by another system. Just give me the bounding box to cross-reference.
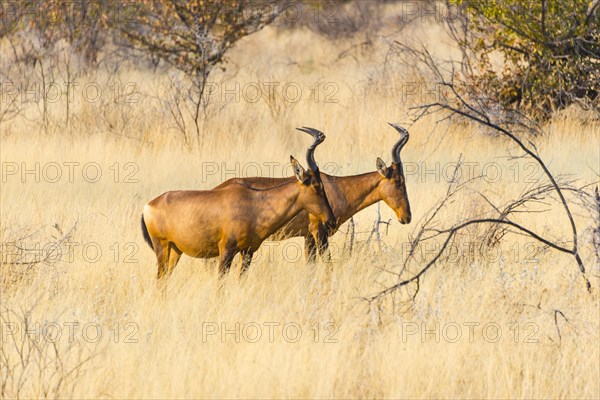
[375,123,412,224]
[294,126,336,231]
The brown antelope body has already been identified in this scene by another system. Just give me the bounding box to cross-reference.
[142,153,335,280]
[214,124,411,261]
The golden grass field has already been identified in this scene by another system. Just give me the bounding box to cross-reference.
[1,11,599,399]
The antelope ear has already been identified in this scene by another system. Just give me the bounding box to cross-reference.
[291,156,307,183]
[376,157,388,177]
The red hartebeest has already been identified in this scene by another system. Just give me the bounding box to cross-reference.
[141,132,335,280]
[215,123,411,261]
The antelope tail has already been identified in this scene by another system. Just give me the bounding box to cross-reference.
[141,214,153,250]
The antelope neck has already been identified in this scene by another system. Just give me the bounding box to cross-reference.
[332,171,383,223]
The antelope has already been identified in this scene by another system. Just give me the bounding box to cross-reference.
[141,131,336,280]
[215,123,411,262]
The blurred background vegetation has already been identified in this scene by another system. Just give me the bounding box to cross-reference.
[1,0,598,132]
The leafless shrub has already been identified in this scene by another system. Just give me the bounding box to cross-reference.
[0,302,95,398]
[366,43,596,307]
[367,157,596,310]
[1,223,77,294]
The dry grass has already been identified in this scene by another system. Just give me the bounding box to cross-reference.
[1,17,599,399]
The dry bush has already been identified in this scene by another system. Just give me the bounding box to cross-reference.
[1,304,96,398]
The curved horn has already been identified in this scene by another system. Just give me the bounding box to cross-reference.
[296,127,325,171]
[388,123,409,164]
